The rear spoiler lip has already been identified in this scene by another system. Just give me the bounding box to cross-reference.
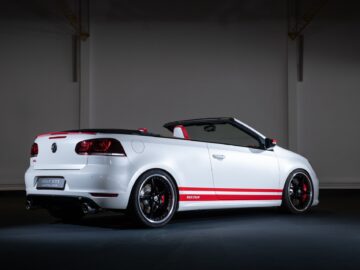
[65,128,162,137]
[36,131,97,138]
[35,129,162,139]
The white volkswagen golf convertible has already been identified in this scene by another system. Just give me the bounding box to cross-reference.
[25,117,319,227]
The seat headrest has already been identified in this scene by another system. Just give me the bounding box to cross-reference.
[173,125,189,140]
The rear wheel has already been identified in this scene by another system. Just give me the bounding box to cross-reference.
[282,170,314,213]
[130,170,178,228]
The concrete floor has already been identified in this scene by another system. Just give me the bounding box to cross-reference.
[1,190,360,270]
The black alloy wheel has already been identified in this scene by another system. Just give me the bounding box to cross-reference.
[282,170,314,213]
[130,170,177,227]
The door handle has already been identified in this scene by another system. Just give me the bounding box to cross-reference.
[212,154,225,160]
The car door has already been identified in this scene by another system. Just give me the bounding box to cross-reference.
[204,123,281,204]
[208,143,280,198]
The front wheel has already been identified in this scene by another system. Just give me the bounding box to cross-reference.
[129,170,178,228]
[282,170,314,213]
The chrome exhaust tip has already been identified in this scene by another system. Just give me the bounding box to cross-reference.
[81,203,97,215]
[25,200,32,210]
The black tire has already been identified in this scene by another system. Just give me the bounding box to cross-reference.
[282,169,314,214]
[48,206,84,222]
[129,169,178,228]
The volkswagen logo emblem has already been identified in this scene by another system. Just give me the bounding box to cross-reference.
[51,143,57,153]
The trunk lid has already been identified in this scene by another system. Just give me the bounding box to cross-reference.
[34,132,96,170]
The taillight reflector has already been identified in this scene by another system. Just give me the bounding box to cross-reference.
[90,193,118,197]
[75,138,126,156]
[31,143,38,157]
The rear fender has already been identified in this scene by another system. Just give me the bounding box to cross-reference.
[124,164,182,209]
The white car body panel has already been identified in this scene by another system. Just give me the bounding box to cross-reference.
[25,118,319,212]
[208,143,280,189]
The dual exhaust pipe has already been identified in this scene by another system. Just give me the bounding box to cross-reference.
[26,199,98,215]
[80,202,97,215]
[25,200,32,210]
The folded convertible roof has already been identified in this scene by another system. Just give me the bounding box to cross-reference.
[163,117,234,131]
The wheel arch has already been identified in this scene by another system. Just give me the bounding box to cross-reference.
[125,166,180,210]
[281,168,312,191]
[277,156,317,189]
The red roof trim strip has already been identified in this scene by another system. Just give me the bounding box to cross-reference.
[175,125,189,140]
[138,128,148,133]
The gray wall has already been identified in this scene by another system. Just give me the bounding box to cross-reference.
[0,0,359,189]
[0,0,79,189]
[297,1,360,187]
[89,5,288,141]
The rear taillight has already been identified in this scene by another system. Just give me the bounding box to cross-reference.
[31,143,38,157]
[75,138,126,156]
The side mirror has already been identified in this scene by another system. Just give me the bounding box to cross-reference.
[265,138,277,149]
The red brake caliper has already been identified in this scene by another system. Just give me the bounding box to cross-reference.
[160,195,165,204]
[301,183,308,202]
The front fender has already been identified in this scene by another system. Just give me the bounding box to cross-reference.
[275,149,319,206]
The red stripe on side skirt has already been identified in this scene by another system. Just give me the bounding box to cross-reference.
[180,194,282,201]
[179,187,282,193]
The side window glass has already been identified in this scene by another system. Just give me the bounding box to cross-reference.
[185,123,261,148]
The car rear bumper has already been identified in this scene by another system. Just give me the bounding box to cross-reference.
[24,156,132,210]
[26,194,101,212]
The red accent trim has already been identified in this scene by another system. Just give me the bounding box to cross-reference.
[49,136,67,139]
[37,131,96,138]
[179,187,283,193]
[302,183,308,202]
[180,194,282,201]
[175,125,189,140]
[138,128,148,133]
[90,193,118,197]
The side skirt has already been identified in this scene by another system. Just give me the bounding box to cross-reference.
[178,200,282,211]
